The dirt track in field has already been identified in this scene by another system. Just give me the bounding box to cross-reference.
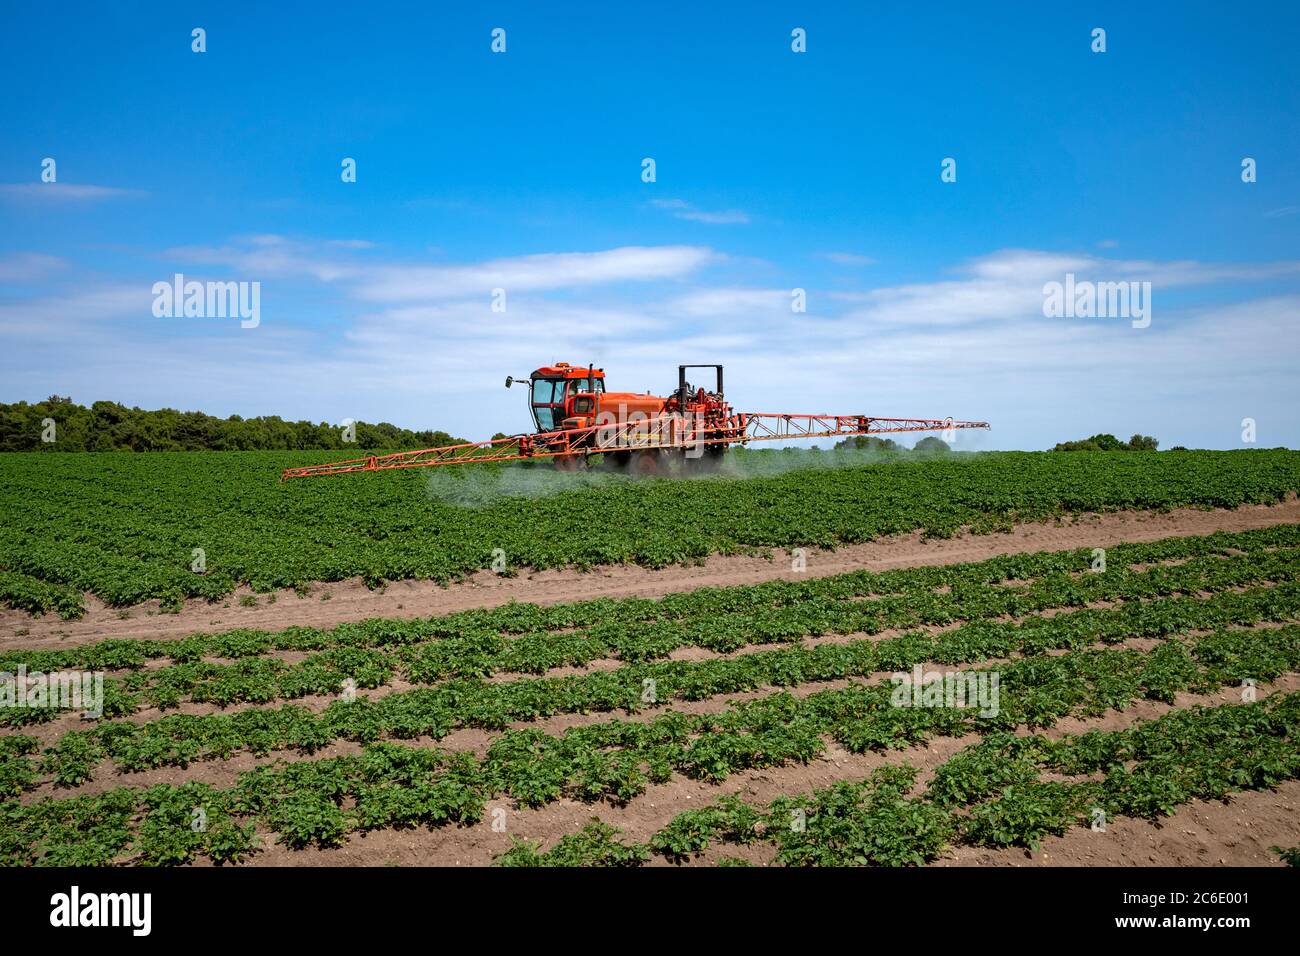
[5,499,1300,649]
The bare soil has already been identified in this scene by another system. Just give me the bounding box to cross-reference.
[8,501,1300,868]
[5,499,1299,650]
[220,675,1300,868]
[938,782,1300,867]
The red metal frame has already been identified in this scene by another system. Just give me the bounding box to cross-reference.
[737,414,988,442]
[281,412,989,480]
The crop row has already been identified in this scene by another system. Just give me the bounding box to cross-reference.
[24,578,1300,775]
[6,650,1297,866]
[0,572,85,620]
[10,587,1300,806]
[11,580,1300,780]
[501,690,1300,866]
[3,450,1297,610]
[4,539,1294,720]
[4,522,1298,680]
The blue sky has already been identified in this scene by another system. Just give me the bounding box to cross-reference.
[1,1,1298,449]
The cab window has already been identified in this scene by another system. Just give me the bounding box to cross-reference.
[530,378,565,431]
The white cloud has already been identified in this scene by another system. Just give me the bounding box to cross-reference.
[164,237,715,302]
[0,253,67,282]
[826,249,1300,328]
[164,237,361,282]
[668,287,795,317]
[3,243,1298,450]
[820,251,877,266]
[651,198,750,225]
[353,245,714,301]
[0,183,144,202]
[0,285,153,336]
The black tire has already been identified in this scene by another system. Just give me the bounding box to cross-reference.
[629,450,662,476]
[597,450,632,472]
[685,444,726,473]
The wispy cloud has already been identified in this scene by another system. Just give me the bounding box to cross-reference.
[165,235,361,282]
[667,287,794,317]
[0,183,145,202]
[0,253,67,282]
[820,251,877,266]
[4,242,1298,449]
[325,239,377,249]
[164,238,715,302]
[825,249,1300,328]
[0,285,156,337]
[1265,206,1300,219]
[651,198,750,225]
[355,245,715,301]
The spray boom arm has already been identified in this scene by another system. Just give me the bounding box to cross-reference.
[282,411,989,479]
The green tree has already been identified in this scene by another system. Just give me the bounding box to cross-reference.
[0,398,466,452]
[835,436,901,452]
[1054,433,1136,452]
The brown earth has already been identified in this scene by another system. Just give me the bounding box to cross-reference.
[27,624,1184,807]
[8,501,1300,868]
[13,646,1300,870]
[205,675,1300,868]
[939,782,1300,867]
[5,499,1300,650]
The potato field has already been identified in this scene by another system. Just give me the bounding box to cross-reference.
[2,450,1299,868]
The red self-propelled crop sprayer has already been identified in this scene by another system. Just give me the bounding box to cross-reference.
[280,363,990,479]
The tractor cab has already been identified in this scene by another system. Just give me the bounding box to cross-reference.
[510,363,605,433]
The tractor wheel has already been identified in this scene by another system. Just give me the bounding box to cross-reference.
[597,450,632,472]
[629,450,662,476]
[685,444,726,473]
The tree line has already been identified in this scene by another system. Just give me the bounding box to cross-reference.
[1052,433,1159,452]
[0,397,464,452]
[833,436,952,452]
